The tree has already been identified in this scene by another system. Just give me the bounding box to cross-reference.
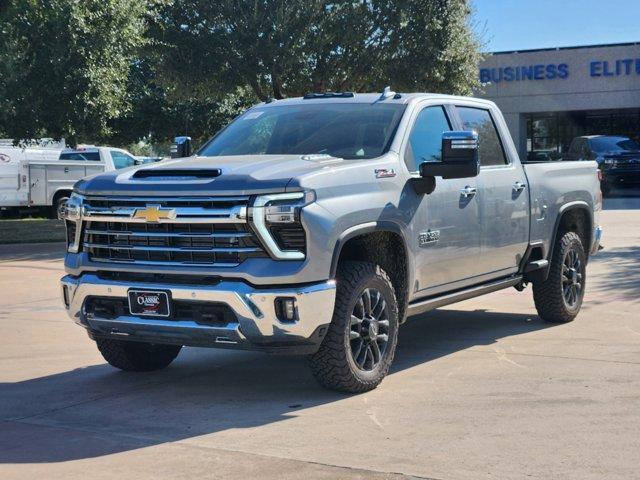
[0,0,152,145]
[152,0,482,101]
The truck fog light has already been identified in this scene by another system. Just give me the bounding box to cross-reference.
[275,297,297,322]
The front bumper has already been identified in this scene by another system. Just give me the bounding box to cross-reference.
[60,273,336,354]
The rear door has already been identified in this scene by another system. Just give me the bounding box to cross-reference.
[404,103,484,293]
[454,105,529,277]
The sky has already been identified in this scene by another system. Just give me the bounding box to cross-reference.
[472,0,640,52]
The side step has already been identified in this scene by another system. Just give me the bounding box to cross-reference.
[406,276,523,317]
[524,259,549,272]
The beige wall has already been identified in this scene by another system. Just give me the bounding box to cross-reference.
[477,43,640,157]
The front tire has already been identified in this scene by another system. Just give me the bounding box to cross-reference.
[53,195,69,220]
[96,339,182,372]
[533,231,586,323]
[309,261,399,393]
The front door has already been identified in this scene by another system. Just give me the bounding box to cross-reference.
[455,106,529,276]
[404,104,484,294]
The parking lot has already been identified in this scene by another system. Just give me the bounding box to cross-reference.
[1,196,639,480]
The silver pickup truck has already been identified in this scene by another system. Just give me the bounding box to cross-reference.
[60,91,602,392]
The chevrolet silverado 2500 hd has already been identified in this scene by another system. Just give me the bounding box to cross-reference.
[60,91,602,393]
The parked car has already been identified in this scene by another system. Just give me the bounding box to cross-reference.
[565,135,640,195]
[60,90,602,393]
[0,145,138,217]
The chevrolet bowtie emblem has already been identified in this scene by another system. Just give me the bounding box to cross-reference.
[132,205,176,223]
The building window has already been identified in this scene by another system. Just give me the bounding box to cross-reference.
[526,109,640,161]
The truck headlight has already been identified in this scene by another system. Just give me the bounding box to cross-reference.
[251,191,314,260]
[63,193,84,253]
[603,158,617,166]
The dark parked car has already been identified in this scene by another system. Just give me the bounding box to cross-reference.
[566,135,640,194]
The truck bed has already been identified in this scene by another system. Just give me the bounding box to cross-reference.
[523,160,601,257]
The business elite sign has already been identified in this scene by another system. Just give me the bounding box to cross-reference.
[480,58,640,83]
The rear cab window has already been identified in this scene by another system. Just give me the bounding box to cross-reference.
[59,151,101,161]
[456,106,508,167]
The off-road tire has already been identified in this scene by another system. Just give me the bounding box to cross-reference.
[533,231,586,323]
[309,261,399,393]
[96,339,182,372]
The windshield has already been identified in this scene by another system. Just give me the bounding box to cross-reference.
[589,136,640,153]
[198,103,406,160]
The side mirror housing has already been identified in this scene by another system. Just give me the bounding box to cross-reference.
[170,136,192,158]
[419,131,480,180]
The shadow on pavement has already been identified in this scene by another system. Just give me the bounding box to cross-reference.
[589,246,640,301]
[0,242,65,262]
[0,308,554,464]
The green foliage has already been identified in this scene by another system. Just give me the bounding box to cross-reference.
[153,0,482,100]
[0,0,481,147]
[0,0,150,144]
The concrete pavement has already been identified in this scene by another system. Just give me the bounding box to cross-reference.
[1,197,639,480]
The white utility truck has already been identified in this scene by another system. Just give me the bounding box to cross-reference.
[0,145,139,217]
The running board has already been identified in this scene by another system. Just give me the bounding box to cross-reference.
[406,276,523,317]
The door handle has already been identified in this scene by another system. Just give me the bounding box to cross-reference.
[64,167,70,173]
[460,186,477,198]
[512,181,526,192]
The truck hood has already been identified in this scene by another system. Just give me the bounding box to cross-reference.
[74,154,345,196]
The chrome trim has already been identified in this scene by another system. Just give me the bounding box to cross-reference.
[61,273,336,351]
[83,242,260,254]
[590,225,603,255]
[88,257,240,267]
[83,205,247,224]
[84,229,252,239]
[84,195,251,203]
[61,193,85,253]
[251,192,306,260]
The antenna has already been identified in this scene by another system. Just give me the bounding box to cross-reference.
[379,86,396,100]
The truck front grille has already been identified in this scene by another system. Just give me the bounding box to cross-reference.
[80,196,268,267]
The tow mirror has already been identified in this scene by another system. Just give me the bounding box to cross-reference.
[420,131,480,180]
[170,136,192,158]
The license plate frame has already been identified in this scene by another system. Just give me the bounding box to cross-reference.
[127,289,171,318]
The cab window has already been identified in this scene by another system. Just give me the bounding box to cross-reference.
[404,106,452,172]
[110,151,136,169]
[59,151,101,161]
[456,107,507,166]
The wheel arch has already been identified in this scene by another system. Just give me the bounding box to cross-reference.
[330,221,413,323]
[545,201,593,279]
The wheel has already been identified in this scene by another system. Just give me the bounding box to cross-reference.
[96,339,182,372]
[309,261,399,393]
[533,231,586,323]
[600,181,611,197]
[52,195,69,220]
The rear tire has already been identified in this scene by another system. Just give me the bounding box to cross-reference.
[309,261,399,393]
[533,231,586,323]
[96,339,181,372]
